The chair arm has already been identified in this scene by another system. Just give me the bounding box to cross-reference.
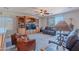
[49,40,67,50]
[71,40,79,51]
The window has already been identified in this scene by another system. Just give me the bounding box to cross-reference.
[0,16,14,31]
[48,17,55,27]
[54,15,64,25]
[48,15,64,27]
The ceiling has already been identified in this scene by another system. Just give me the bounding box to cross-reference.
[0,7,79,16]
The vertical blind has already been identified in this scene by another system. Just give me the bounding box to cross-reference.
[0,16,14,31]
[48,17,55,27]
[54,15,64,25]
[48,15,64,27]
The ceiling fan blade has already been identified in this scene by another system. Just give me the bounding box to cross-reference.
[44,12,49,14]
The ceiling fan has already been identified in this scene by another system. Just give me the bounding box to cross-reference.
[34,8,53,16]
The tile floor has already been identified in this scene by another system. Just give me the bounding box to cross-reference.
[5,33,68,51]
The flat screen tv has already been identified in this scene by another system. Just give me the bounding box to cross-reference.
[26,23,36,30]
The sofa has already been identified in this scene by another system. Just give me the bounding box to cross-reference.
[48,29,79,51]
[65,29,79,51]
[41,27,56,36]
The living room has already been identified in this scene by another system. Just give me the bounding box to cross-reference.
[0,7,79,51]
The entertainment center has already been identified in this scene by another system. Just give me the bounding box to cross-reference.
[16,16,40,35]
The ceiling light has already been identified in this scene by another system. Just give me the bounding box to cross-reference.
[34,8,52,16]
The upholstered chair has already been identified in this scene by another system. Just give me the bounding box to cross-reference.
[11,33,17,45]
[16,38,36,51]
[11,33,28,44]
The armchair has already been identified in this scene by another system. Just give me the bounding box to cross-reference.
[16,38,36,51]
[11,33,17,45]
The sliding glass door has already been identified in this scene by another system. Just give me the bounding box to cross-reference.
[48,15,64,27]
[48,17,55,27]
[0,16,14,30]
[54,15,64,25]
[0,16,15,50]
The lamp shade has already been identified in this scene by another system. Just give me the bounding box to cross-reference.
[55,21,71,31]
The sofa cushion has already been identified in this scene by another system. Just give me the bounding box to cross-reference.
[71,40,79,51]
[66,32,78,50]
[45,27,54,31]
[45,27,50,30]
[16,39,36,51]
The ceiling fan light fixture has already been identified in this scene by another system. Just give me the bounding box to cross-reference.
[34,8,53,16]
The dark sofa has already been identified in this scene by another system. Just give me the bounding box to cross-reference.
[66,30,79,51]
[41,27,56,36]
[49,29,79,51]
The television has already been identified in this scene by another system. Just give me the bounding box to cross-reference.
[26,23,36,30]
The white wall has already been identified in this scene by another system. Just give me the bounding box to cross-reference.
[39,17,48,28]
[39,9,79,29]
[63,10,79,29]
